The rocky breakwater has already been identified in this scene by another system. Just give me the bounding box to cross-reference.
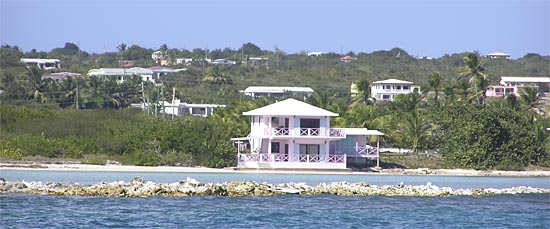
[0,177,549,197]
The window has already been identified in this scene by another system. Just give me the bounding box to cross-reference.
[271,142,280,153]
[403,86,410,90]
[383,95,390,100]
[396,86,401,90]
[300,119,320,128]
[271,117,279,127]
[299,144,319,155]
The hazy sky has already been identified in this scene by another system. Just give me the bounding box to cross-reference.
[1,0,548,58]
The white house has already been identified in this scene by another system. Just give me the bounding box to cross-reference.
[307,52,326,57]
[370,79,420,102]
[486,76,550,98]
[242,86,314,99]
[131,99,226,117]
[486,51,511,59]
[231,98,384,170]
[20,58,61,70]
[212,59,237,66]
[176,58,193,65]
[87,67,154,83]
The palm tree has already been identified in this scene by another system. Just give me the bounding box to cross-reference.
[350,79,375,108]
[203,66,232,85]
[308,91,335,111]
[25,67,49,103]
[458,52,487,104]
[520,86,543,114]
[425,72,442,105]
[393,110,431,153]
[117,43,127,67]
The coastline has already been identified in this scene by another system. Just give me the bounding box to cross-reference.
[1,162,549,177]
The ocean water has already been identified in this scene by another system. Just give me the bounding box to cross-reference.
[1,171,550,228]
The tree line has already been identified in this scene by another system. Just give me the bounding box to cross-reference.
[0,44,549,169]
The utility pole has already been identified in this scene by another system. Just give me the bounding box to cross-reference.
[141,82,147,114]
[172,87,176,119]
[75,83,79,109]
[161,81,165,119]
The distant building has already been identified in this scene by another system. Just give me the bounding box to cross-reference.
[248,57,269,69]
[149,66,186,81]
[176,58,193,65]
[151,51,165,61]
[370,79,420,102]
[87,67,154,83]
[307,52,326,57]
[242,86,314,99]
[340,55,357,63]
[131,99,226,117]
[20,58,61,70]
[486,76,550,98]
[212,59,237,66]
[42,72,84,81]
[485,51,510,59]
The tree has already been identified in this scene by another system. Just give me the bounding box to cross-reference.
[203,66,232,85]
[425,72,442,105]
[458,52,487,104]
[520,86,543,115]
[350,79,374,107]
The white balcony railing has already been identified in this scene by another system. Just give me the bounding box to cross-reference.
[300,128,319,136]
[356,146,379,157]
[329,128,345,137]
[238,153,346,163]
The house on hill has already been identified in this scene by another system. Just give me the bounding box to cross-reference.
[231,98,384,170]
[370,79,420,102]
[20,58,61,70]
[485,51,510,59]
[485,76,550,98]
[242,86,314,100]
[340,55,357,63]
[87,67,154,83]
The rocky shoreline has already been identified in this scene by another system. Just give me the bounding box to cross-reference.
[1,177,548,197]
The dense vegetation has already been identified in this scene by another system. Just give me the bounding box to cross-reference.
[1,43,549,169]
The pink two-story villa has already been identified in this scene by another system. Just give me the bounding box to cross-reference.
[231,99,384,170]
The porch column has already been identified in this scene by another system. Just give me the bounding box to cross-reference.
[324,141,329,162]
[376,136,380,168]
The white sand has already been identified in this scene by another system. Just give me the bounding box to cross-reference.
[1,163,549,177]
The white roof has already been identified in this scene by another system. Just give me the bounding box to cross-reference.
[243,98,338,117]
[372,79,414,85]
[500,76,550,84]
[342,128,384,136]
[244,86,314,94]
[486,51,510,56]
[21,58,60,63]
[87,68,153,76]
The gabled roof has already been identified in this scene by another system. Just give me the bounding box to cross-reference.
[243,98,338,117]
[372,79,414,84]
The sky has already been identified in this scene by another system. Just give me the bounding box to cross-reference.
[1,0,548,58]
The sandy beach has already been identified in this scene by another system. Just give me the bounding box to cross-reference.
[1,162,549,177]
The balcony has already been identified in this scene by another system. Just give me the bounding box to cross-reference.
[264,128,346,137]
[238,153,346,163]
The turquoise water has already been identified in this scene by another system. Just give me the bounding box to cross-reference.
[1,170,550,228]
